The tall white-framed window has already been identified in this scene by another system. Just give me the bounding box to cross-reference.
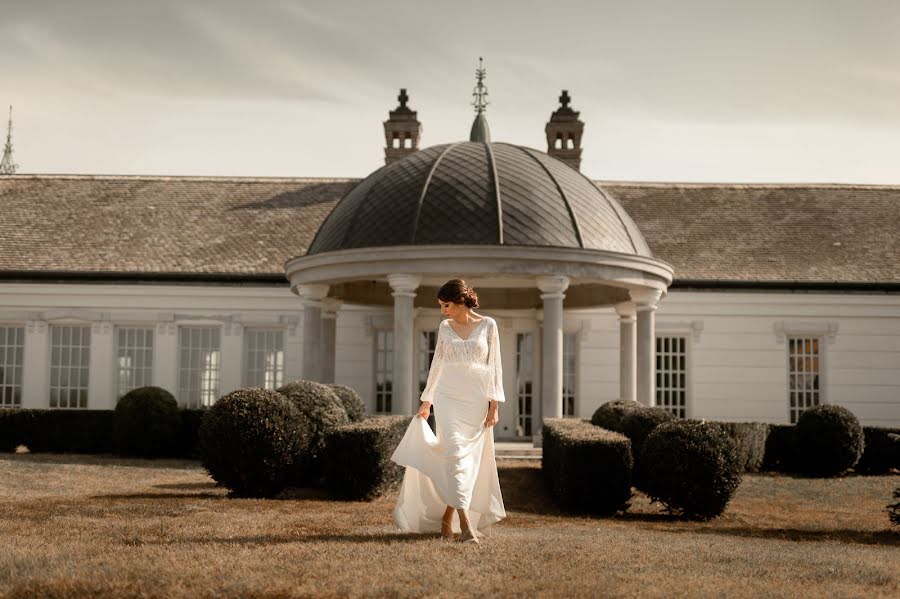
[788,336,821,424]
[244,328,284,390]
[0,325,24,407]
[562,332,578,417]
[515,332,535,437]
[417,330,438,393]
[656,335,687,418]
[374,330,393,414]
[49,324,91,409]
[116,326,154,399]
[178,326,221,408]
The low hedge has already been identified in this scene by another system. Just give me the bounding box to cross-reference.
[542,418,633,515]
[762,424,797,472]
[708,422,770,473]
[0,409,114,453]
[176,409,207,459]
[323,415,412,500]
[855,426,900,474]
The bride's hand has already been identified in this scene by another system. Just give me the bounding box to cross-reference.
[484,405,499,428]
[416,401,431,419]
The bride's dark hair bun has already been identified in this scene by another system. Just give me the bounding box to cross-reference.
[437,279,479,308]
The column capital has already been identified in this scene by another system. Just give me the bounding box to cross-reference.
[296,284,330,304]
[614,301,636,320]
[630,288,663,311]
[536,275,570,297]
[321,298,343,319]
[387,273,422,297]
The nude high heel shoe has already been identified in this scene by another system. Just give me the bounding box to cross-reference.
[459,527,480,544]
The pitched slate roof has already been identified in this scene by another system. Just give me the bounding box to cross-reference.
[1,175,899,286]
[606,182,900,285]
[0,176,354,280]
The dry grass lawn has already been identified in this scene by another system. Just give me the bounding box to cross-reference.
[0,453,897,598]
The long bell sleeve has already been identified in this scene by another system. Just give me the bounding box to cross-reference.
[486,318,506,403]
[418,323,447,405]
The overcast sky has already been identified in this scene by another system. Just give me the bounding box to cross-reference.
[3,0,899,183]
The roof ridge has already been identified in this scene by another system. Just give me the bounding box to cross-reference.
[0,174,359,183]
[597,180,900,190]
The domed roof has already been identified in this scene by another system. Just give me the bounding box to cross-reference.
[307,142,652,257]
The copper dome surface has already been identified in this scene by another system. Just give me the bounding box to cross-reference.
[307,142,651,257]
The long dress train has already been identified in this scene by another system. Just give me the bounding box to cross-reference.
[390,316,507,537]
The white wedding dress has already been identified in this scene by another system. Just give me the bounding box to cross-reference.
[390,315,507,537]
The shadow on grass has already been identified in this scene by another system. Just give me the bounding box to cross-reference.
[144,531,427,546]
[91,492,225,501]
[0,453,201,470]
[154,482,220,490]
[657,525,900,547]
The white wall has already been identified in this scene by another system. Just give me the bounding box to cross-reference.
[2,283,898,428]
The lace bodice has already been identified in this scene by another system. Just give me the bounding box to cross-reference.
[419,316,505,404]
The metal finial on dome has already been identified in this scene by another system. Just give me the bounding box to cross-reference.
[0,106,18,176]
[469,58,491,143]
[472,57,489,115]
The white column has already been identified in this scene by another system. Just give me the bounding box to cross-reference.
[220,322,244,395]
[630,289,663,407]
[88,321,116,409]
[321,298,343,384]
[614,302,637,403]
[22,319,49,409]
[387,274,421,415]
[297,284,329,382]
[536,275,569,446]
[153,321,179,400]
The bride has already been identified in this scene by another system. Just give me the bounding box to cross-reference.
[390,278,507,543]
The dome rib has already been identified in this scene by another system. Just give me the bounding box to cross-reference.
[518,145,584,249]
[483,142,504,244]
[410,143,459,243]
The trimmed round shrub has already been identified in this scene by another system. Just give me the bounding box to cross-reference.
[619,407,677,490]
[113,386,180,457]
[199,388,307,498]
[328,384,366,423]
[591,399,642,432]
[642,419,742,520]
[277,380,350,485]
[795,405,864,477]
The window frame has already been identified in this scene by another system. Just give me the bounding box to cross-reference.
[786,335,825,424]
[242,327,286,390]
[0,324,24,408]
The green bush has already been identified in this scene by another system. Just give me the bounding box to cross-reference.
[0,409,114,453]
[619,406,677,489]
[113,386,181,458]
[542,418,633,515]
[328,384,366,423]
[795,405,864,477]
[708,422,771,473]
[855,427,900,474]
[323,415,411,500]
[277,380,350,485]
[199,388,308,498]
[642,419,742,520]
[590,399,642,431]
[762,424,797,472]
